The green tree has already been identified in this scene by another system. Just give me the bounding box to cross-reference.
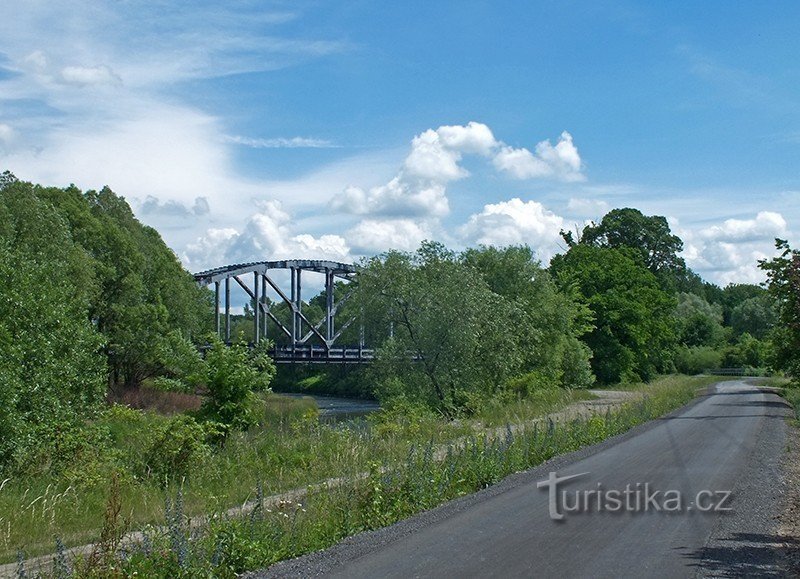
[36,184,212,388]
[0,181,106,472]
[675,292,725,347]
[462,245,594,389]
[759,239,800,380]
[550,245,677,384]
[730,294,777,340]
[569,208,686,280]
[358,242,522,412]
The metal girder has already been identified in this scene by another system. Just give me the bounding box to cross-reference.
[194,260,356,286]
[196,260,364,361]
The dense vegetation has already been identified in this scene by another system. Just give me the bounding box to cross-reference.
[0,173,796,575]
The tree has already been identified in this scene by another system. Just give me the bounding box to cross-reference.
[462,245,594,389]
[550,245,677,384]
[359,243,520,412]
[565,208,687,289]
[730,295,777,340]
[675,293,725,347]
[37,184,212,388]
[759,239,800,379]
[0,181,106,473]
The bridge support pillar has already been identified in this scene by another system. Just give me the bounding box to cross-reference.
[224,276,231,343]
[253,271,260,343]
[325,269,334,344]
[214,281,220,336]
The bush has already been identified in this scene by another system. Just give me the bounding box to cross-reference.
[142,415,217,482]
[673,346,723,375]
[505,371,559,396]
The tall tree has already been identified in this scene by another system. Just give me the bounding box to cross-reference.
[550,245,677,384]
[0,181,106,472]
[565,208,687,288]
[760,239,800,380]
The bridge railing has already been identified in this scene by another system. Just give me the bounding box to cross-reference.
[270,344,375,363]
[704,367,771,377]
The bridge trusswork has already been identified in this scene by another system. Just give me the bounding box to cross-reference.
[194,260,373,363]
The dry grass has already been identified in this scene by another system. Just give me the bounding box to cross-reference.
[108,385,202,415]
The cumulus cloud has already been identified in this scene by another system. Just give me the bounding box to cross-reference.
[460,198,565,261]
[331,122,583,219]
[184,200,351,271]
[493,131,584,181]
[700,211,788,243]
[346,218,434,254]
[676,212,789,285]
[332,179,449,217]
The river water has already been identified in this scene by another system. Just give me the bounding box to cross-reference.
[278,392,380,423]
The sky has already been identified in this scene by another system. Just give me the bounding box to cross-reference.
[1,0,799,288]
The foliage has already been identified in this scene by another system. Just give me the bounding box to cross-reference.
[564,207,686,284]
[34,183,212,389]
[675,292,725,347]
[359,242,522,412]
[462,245,594,389]
[550,244,677,384]
[729,294,777,340]
[200,336,275,432]
[673,346,722,375]
[0,182,107,475]
[358,243,593,413]
[760,239,800,381]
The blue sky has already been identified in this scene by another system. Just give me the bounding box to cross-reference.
[1,0,798,286]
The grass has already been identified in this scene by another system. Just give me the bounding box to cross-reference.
[3,375,715,575]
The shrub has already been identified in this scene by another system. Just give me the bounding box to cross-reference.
[142,415,217,482]
[673,346,723,375]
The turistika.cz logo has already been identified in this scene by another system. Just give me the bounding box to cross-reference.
[536,471,732,520]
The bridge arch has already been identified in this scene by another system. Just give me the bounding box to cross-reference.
[194,260,372,363]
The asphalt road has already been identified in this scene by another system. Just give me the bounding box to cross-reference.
[260,381,793,578]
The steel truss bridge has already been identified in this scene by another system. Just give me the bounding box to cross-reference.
[194,260,373,363]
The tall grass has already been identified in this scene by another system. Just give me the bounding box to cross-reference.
[2,375,713,574]
[105,374,708,577]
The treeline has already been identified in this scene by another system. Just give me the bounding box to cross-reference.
[0,173,214,474]
[1,172,798,477]
[306,208,780,415]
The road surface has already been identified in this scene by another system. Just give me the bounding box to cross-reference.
[260,381,793,578]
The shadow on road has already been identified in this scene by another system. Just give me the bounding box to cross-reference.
[713,400,792,409]
[680,532,796,577]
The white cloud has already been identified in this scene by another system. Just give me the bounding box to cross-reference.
[184,200,351,271]
[493,131,584,182]
[566,197,609,217]
[331,178,449,217]
[60,64,121,87]
[224,135,335,149]
[700,211,788,243]
[347,218,434,254]
[436,121,497,156]
[675,212,789,285]
[138,195,211,218]
[460,198,565,261]
[331,122,584,219]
